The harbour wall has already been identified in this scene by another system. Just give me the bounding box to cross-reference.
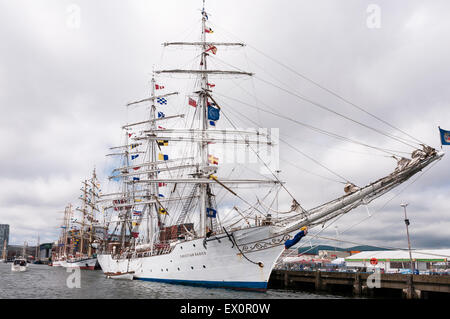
[268,269,450,299]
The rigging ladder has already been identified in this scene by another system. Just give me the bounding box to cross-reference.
[176,184,200,225]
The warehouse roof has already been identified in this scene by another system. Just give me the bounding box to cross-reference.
[298,245,388,255]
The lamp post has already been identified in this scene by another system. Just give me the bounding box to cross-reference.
[401,203,415,273]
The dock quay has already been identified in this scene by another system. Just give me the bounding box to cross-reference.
[268,270,450,299]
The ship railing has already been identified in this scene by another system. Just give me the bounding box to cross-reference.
[131,246,175,258]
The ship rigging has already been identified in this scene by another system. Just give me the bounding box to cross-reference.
[95,1,443,289]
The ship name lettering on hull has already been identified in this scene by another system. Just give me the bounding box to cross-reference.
[180,251,207,258]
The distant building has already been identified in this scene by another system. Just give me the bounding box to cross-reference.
[345,249,450,273]
[0,224,10,256]
[7,244,37,261]
[318,250,351,259]
[39,243,53,261]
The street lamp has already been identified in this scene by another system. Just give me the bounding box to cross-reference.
[400,203,415,274]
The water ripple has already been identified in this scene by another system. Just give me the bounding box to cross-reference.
[0,263,344,299]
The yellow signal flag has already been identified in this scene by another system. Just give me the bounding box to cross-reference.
[157,140,169,146]
[208,154,219,165]
[158,153,169,161]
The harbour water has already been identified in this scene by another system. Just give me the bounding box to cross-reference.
[0,263,345,299]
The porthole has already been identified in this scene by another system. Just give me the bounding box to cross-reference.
[177,267,180,271]
[191,266,194,270]
[166,268,168,272]
[203,265,206,268]
[193,244,196,247]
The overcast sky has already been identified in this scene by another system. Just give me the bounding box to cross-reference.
[1,0,449,253]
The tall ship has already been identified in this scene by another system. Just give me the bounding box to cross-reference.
[52,169,104,270]
[51,204,70,267]
[96,3,444,289]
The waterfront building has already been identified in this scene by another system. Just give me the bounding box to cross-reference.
[345,249,450,273]
[318,250,351,259]
[7,244,37,261]
[39,243,53,262]
[0,224,9,256]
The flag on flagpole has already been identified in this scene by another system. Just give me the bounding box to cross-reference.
[158,207,167,215]
[208,154,219,165]
[206,208,217,218]
[157,140,169,146]
[439,127,450,145]
[205,45,217,55]
[158,126,166,130]
[158,182,167,187]
[158,111,165,118]
[131,154,139,160]
[131,232,139,238]
[157,97,167,105]
[188,97,197,107]
[208,107,220,121]
[205,27,213,33]
[158,153,169,161]
[202,8,208,20]
[155,84,165,90]
[207,83,215,88]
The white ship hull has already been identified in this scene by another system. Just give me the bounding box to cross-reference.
[51,260,66,267]
[105,272,134,280]
[11,264,27,272]
[98,226,285,290]
[64,258,97,270]
[11,259,28,272]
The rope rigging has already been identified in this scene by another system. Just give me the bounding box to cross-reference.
[214,91,412,157]
[287,158,442,261]
[218,91,356,185]
[212,48,412,149]
[219,106,303,207]
[101,5,443,256]
[207,20,427,148]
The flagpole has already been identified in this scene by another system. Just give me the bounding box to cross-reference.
[439,126,443,150]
